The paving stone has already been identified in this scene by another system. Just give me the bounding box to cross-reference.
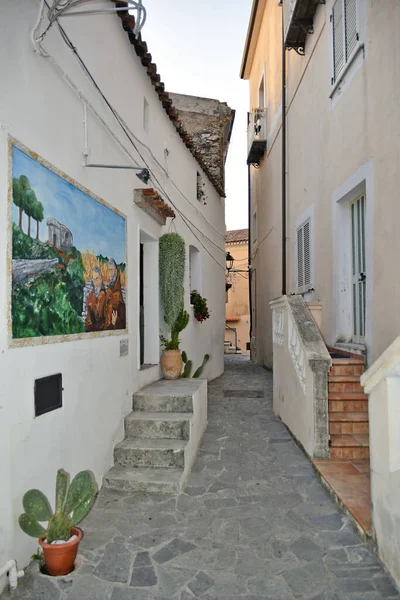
[4,356,400,600]
[291,536,324,561]
[337,578,376,593]
[64,575,113,600]
[111,588,154,600]
[94,542,132,583]
[152,538,197,564]
[130,566,157,587]
[134,551,152,567]
[187,571,214,595]
[282,560,330,597]
[372,575,400,597]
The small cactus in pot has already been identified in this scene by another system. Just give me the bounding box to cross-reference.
[19,469,96,576]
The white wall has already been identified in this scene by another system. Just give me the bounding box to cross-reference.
[0,0,226,581]
[361,338,400,588]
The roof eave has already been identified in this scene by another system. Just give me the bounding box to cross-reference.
[240,0,267,80]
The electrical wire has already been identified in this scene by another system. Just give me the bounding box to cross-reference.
[38,4,225,242]
[49,15,227,271]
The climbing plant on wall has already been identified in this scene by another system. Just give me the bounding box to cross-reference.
[159,233,186,328]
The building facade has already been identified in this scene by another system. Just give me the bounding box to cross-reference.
[225,229,250,353]
[241,0,400,369]
[0,0,233,583]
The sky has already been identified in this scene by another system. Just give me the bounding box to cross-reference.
[12,146,126,264]
[141,0,252,232]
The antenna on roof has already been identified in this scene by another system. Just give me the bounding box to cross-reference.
[47,1,147,37]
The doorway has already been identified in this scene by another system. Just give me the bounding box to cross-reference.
[350,195,366,344]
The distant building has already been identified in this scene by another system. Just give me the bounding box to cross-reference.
[225,229,250,353]
[46,216,73,251]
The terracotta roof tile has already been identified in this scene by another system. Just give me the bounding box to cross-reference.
[226,228,249,243]
[112,1,233,197]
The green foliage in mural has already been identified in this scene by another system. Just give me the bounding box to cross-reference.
[12,224,58,260]
[159,233,186,328]
[12,229,86,338]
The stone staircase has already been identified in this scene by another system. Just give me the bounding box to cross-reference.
[103,379,207,494]
[328,357,369,459]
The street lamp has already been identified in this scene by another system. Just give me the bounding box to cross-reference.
[226,252,234,272]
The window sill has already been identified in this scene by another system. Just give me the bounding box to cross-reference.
[140,363,158,371]
[329,43,365,99]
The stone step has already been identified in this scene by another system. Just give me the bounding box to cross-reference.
[124,411,192,440]
[328,375,363,393]
[329,412,369,435]
[329,433,370,459]
[329,398,368,412]
[114,438,186,469]
[133,380,198,413]
[329,360,365,377]
[103,466,182,494]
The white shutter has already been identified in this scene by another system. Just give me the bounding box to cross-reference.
[303,220,311,287]
[332,0,345,81]
[297,227,304,289]
[345,0,358,59]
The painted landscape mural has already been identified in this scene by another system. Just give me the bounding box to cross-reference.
[10,143,127,341]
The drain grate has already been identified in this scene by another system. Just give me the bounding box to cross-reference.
[223,389,264,398]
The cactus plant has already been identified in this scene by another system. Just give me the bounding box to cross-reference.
[193,354,210,378]
[19,469,96,544]
[160,307,189,351]
[180,352,210,378]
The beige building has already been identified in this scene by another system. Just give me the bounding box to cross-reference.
[225,229,250,353]
[240,0,400,585]
[241,0,400,369]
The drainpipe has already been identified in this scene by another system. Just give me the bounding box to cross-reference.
[281,12,287,296]
[0,560,24,590]
[247,116,253,356]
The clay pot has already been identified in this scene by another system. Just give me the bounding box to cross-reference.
[160,350,182,380]
[39,527,82,576]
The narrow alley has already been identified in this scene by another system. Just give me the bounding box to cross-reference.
[5,356,399,600]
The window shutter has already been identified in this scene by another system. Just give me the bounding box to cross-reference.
[303,220,311,287]
[345,0,358,59]
[297,227,304,289]
[332,0,344,81]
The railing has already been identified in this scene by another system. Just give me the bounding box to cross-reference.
[247,107,267,157]
[270,295,331,458]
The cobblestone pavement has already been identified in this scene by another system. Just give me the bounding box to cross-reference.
[5,356,400,599]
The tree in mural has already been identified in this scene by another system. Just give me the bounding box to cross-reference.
[25,189,38,238]
[33,197,44,240]
[12,177,26,231]
[12,174,44,239]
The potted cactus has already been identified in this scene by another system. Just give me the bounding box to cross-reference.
[18,469,96,576]
[160,307,189,380]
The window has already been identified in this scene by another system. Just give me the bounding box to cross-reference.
[143,97,150,133]
[258,75,265,109]
[296,219,312,294]
[189,245,201,295]
[331,0,359,84]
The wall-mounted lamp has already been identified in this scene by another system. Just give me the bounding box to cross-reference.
[84,162,150,185]
[226,252,235,272]
[136,168,150,184]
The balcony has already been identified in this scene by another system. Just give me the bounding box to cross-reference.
[283,0,323,55]
[247,108,267,166]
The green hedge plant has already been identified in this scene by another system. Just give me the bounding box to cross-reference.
[159,233,186,328]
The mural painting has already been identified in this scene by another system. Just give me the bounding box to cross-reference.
[9,140,127,343]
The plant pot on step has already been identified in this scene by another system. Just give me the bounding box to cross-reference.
[39,527,82,576]
[160,349,183,380]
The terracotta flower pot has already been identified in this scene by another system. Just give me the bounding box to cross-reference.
[39,527,82,576]
[160,350,182,380]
